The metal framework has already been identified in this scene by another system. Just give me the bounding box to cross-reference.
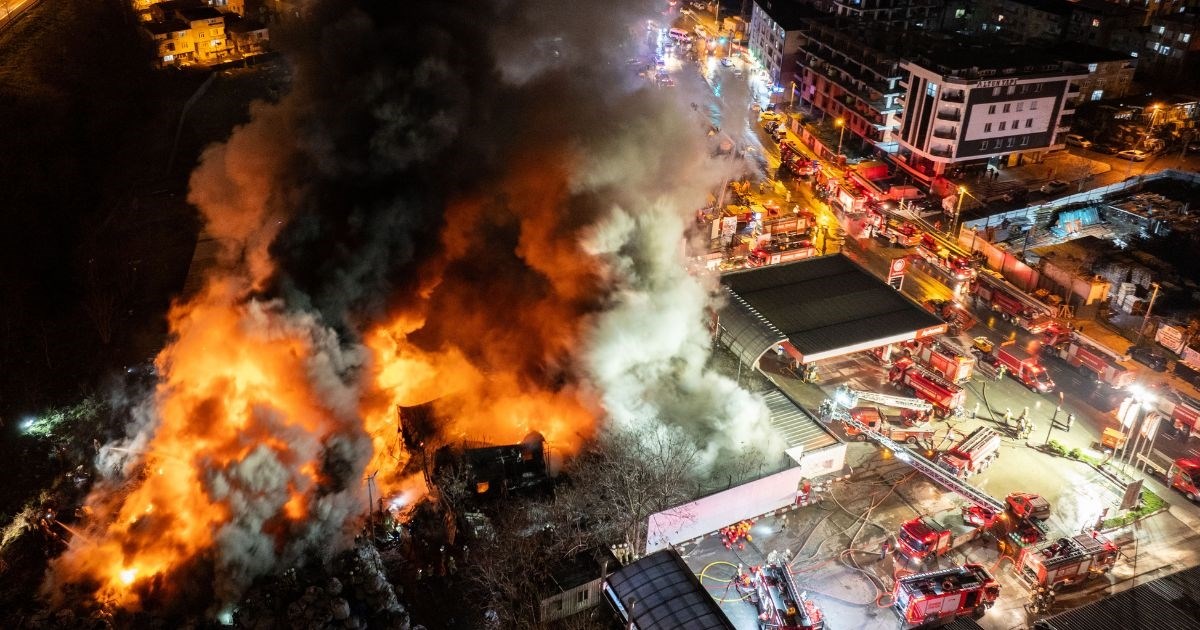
[833,385,933,413]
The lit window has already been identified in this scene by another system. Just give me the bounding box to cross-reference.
[1088,63,1098,72]
[992,87,1001,96]
[1183,33,1192,43]
[1092,18,1100,28]
[163,54,175,62]
[1158,25,1166,34]
[927,82,938,97]
[1007,85,1016,95]
[998,14,1005,22]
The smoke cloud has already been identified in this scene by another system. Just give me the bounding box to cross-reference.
[47,0,784,615]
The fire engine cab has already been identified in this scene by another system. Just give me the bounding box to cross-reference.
[749,562,825,630]
[893,563,1000,627]
[1168,457,1200,501]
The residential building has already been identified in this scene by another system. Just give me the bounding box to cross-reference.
[971,0,1142,48]
[748,0,818,99]
[895,39,1087,181]
[1049,44,1138,104]
[829,0,944,29]
[795,19,909,152]
[141,0,266,67]
[538,548,619,623]
[1140,11,1200,83]
[228,17,270,56]
[142,19,195,66]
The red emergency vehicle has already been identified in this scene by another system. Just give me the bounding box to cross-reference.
[896,506,988,564]
[889,359,966,417]
[749,562,825,630]
[844,407,934,445]
[936,427,1001,479]
[994,345,1055,393]
[761,212,814,235]
[892,564,1000,627]
[916,234,976,281]
[1168,458,1200,501]
[908,339,976,382]
[1057,339,1135,389]
[1020,532,1118,589]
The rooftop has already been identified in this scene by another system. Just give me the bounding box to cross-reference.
[720,254,946,364]
[178,6,224,21]
[902,34,1085,78]
[1049,43,1136,65]
[755,0,822,31]
[143,19,189,35]
[1038,564,1200,629]
[604,549,734,630]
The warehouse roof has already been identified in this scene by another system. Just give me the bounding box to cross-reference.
[719,255,946,365]
[603,549,734,630]
[1037,565,1200,630]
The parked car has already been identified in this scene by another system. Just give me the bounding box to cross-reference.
[1116,149,1149,161]
[1006,492,1051,521]
[1064,134,1092,149]
[1040,180,1070,194]
[1130,347,1168,371]
[1092,143,1120,154]
[1187,141,1200,154]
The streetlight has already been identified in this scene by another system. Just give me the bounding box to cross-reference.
[949,185,967,237]
[1044,392,1065,445]
[835,117,846,158]
[1116,386,1155,473]
[1142,104,1161,150]
[1136,282,1161,345]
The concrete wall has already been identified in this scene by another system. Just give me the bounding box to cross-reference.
[644,442,847,554]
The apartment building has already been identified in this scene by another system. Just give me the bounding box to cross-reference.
[748,0,819,97]
[829,0,943,29]
[972,0,1141,48]
[895,41,1087,181]
[139,0,264,67]
[1049,44,1137,105]
[795,20,909,152]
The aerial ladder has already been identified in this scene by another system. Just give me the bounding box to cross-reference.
[832,385,934,415]
[819,395,1004,514]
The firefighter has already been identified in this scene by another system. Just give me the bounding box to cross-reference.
[1066,413,1075,432]
[1003,408,1013,426]
[997,364,1008,381]
[880,537,893,562]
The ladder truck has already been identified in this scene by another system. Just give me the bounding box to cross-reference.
[749,562,825,630]
[1019,532,1118,590]
[889,359,966,418]
[974,272,1057,333]
[832,385,934,425]
[1057,335,1137,389]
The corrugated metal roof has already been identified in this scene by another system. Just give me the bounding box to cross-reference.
[721,255,944,361]
[604,549,734,630]
[1039,565,1200,630]
[716,287,787,369]
[762,389,837,452]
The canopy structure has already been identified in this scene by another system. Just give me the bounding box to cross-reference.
[603,549,734,630]
[718,254,947,366]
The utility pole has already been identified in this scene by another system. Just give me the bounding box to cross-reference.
[364,470,379,534]
[1044,392,1064,445]
[1137,282,1161,345]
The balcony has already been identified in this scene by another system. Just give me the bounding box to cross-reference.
[936,109,961,122]
[933,127,958,140]
[930,147,953,158]
[941,90,965,103]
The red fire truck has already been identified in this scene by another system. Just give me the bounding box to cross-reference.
[916,234,976,281]
[1168,458,1200,501]
[749,562,825,630]
[994,345,1055,393]
[973,282,1056,333]
[908,339,976,383]
[748,233,817,267]
[936,427,1002,479]
[1020,532,1118,589]
[761,211,815,235]
[1057,339,1135,389]
[896,506,989,564]
[889,359,966,417]
[873,217,923,247]
[844,407,935,445]
[892,564,1000,627]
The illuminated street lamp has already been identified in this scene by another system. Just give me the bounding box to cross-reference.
[1116,385,1155,473]
[835,117,846,157]
[949,185,966,237]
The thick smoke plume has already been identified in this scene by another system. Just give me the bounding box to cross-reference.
[45,0,782,615]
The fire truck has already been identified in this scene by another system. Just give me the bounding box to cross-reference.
[973,274,1056,333]
[1020,532,1119,589]
[896,506,991,564]
[872,216,923,247]
[916,234,976,281]
[748,233,817,267]
[844,407,935,445]
[889,359,966,417]
[1057,338,1136,389]
[749,562,825,630]
[892,564,1000,627]
[761,211,815,235]
[1168,458,1200,501]
[907,339,976,383]
[937,427,1001,479]
[994,345,1055,393]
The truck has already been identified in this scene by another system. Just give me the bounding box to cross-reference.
[1168,458,1200,501]
[974,274,1056,333]
[896,506,989,564]
[994,345,1055,393]
[1020,532,1118,589]
[844,407,935,445]
[908,339,976,383]
[749,562,825,630]
[937,427,1002,479]
[889,359,966,417]
[916,233,976,282]
[875,218,923,247]
[1057,338,1136,389]
[761,211,814,235]
[748,234,817,267]
[1005,492,1050,521]
[892,564,1000,627]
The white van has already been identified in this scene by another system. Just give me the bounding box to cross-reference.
[1063,134,1092,149]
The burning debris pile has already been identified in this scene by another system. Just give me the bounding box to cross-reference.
[27,0,784,622]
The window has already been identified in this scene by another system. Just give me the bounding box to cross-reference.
[1091,90,1104,101]
[1030,101,1038,110]
[1034,84,1042,93]
[1014,119,1020,129]
[988,104,997,114]
[992,87,1001,96]
[163,54,175,62]
[999,121,1007,131]
[1021,136,1029,146]
[1016,102,1024,112]
[1025,118,1033,128]
[1092,18,1101,28]
[1003,103,1011,113]
[1157,25,1166,35]
[984,123,993,132]
[981,140,990,149]
[1007,85,1016,95]
[927,82,938,97]
[1183,33,1192,44]
[1007,138,1015,147]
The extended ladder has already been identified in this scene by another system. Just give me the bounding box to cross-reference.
[833,385,933,413]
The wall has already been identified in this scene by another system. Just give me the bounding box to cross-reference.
[958,228,1040,291]
[540,578,603,622]
[644,442,847,553]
